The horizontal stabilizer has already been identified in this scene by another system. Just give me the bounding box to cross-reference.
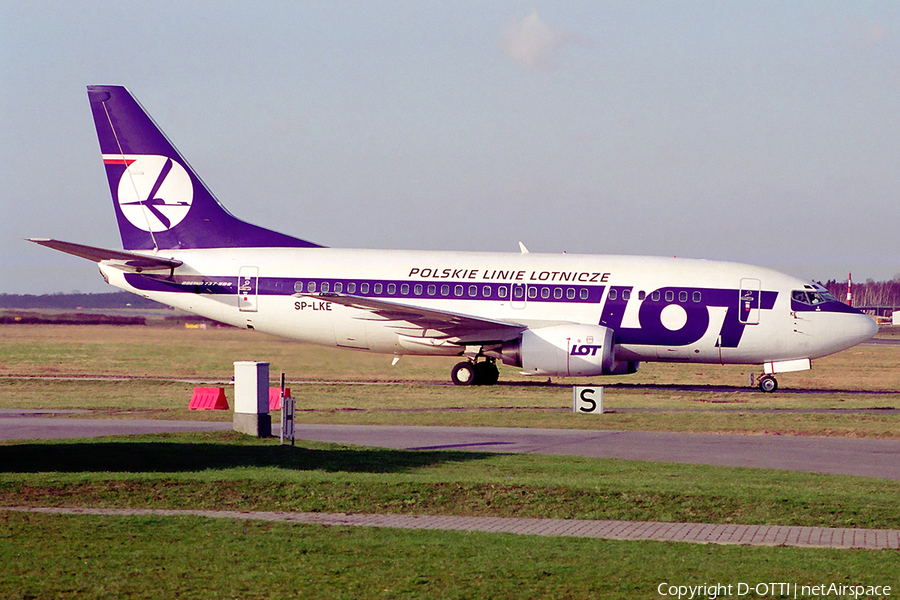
[27,238,182,271]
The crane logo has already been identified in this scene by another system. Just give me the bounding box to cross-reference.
[109,154,193,232]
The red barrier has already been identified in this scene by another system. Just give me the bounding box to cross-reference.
[269,387,290,411]
[189,387,229,410]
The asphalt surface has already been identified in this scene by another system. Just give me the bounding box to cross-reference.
[861,337,900,346]
[0,409,231,440]
[288,424,900,480]
[2,411,898,480]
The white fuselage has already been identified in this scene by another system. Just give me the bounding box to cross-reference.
[98,247,877,368]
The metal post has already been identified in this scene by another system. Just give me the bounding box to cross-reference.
[280,372,295,446]
[280,373,285,445]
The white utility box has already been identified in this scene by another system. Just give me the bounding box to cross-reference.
[233,361,271,437]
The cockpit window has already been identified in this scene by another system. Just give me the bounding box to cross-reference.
[792,290,832,305]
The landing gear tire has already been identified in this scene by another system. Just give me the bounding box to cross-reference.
[474,361,500,386]
[451,360,500,386]
[758,375,778,393]
[451,362,476,386]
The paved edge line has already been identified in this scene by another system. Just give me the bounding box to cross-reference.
[2,507,898,550]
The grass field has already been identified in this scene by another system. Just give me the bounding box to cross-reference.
[1,322,899,598]
[3,511,898,600]
[1,323,898,436]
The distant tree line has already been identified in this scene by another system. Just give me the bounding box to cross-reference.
[0,292,165,310]
[0,313,146,325]
[823,279,900,308]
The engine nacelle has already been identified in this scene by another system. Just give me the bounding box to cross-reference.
[490,324,639,378]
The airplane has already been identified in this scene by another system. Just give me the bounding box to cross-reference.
[30,85,877,392]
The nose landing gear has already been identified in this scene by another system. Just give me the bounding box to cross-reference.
[757,374,778,393]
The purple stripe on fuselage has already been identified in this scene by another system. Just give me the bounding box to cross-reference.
[122,274,606,304]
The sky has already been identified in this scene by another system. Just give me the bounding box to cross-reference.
[2,1,899,294]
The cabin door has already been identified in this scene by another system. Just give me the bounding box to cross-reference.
[739,278,760,324]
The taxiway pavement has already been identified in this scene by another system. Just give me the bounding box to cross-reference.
[289,424,900,480]
[2,411,897,480]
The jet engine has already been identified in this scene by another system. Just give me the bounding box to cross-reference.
[487,324,639,378]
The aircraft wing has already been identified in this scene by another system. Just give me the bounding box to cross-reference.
[309,293,527,344]
[27,239,182,271]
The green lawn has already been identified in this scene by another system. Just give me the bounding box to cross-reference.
[2,323,899,598]
[2,511,897,600]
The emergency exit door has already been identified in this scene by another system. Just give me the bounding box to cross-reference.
[238,266,258,312]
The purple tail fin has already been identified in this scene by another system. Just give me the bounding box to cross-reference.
[87,85,322,251]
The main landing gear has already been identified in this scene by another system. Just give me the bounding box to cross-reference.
[451,358,500,386]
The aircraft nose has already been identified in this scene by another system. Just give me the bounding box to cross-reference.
[851,313,879,345]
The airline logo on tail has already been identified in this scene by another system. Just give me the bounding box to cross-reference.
[103,154,193,232]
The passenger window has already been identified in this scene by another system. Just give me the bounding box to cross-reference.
[468,285,478,297]
[692,291,701,303]
[679,291,687,302]
[580,288,588,300]
[455,285,464,297]
[541,287,550,299]
[401,283,409,295]
[441,284,450,296]
[527,287,536,299]
[567,288,575,300]
[414,284,423,295]
[622,289,631,300]
[513,286,524,299]
[554,288,563,299]
[665,291,674,302]
[427,284,436,296]
[321,282,330,293]
[651,291,660,302]
[347,282,356,294]
[308,281,316,293]
[387,283,396,295]
[483,285,492,297]
[294,281,303,293]
[334,282,343,294]
[360,283,369,294]
[638,291,646,300]
[499,286,509,298]
[373,283,382,294]
[609,289,617,301]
